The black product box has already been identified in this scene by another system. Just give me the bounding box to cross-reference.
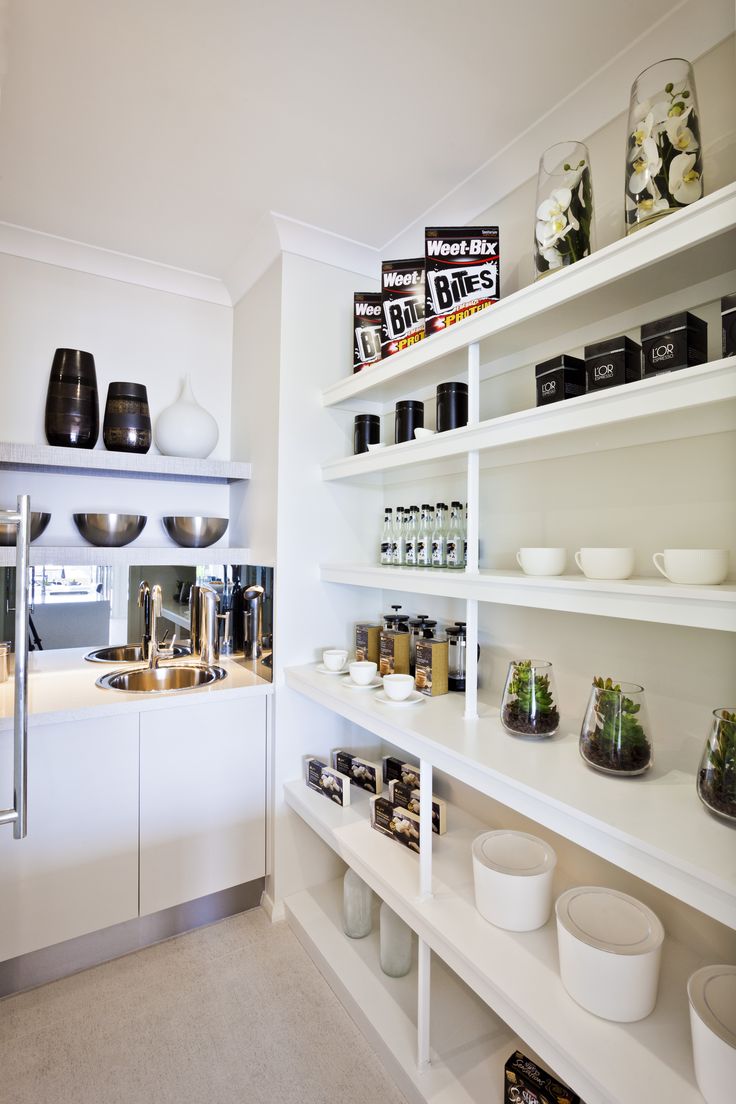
[424,226,500,336]
[381,257,425,358]
[504,1052,580,1104]
[332,750,382,795]
[535,355,586,406]
[305,757,351,807]
[584,335,641,392]
[370,795,421,853]
[353,292,383,373]
[641,311,707,376]
[382,755,421,786]
[722,294,736,358]
[388,780,447,834]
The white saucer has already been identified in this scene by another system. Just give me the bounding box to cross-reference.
[342,676,382,690]
[413,427,435,440]
[375,690,424,706]
[366,443,385,453]
[316,663,348,676]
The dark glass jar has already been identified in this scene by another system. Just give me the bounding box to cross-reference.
[45,348,99,448]
[394,400,424,444]
[354,414,380,455]
[103,382,152,453]
[436,382,468,432]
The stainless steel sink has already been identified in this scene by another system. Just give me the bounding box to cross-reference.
[96,664,227,693]
[85,643,191,664]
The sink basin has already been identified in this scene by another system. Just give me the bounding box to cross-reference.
[85,643,191,664]
[96,664,227,693]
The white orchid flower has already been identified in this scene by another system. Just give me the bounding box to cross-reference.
[535,187,573,249]
[669,152,702,204]
[629,136,661,193]
[665,108,698,154]
[540,245,564,269]
[630,102,669,151]
[536,187,571,222]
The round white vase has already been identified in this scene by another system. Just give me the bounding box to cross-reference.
[154,375,219,459]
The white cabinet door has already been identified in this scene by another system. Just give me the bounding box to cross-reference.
[139,696,266,916]
[0,713,139,962]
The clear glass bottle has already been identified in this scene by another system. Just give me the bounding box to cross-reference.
[416,504,432,568]
[431,502,447,568]
[380,507,393,566]
[405,506,419,567]
[697,708,736,823]
[446,501,464,569]
[579,678,653,775]
[464,502,468,566]
[501,659,560,738]
[392,506,405,566]
[379,901,413,977]
[343,868,373,939]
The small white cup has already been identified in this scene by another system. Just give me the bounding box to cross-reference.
[382,674,415,701]
[348,660,377,685]
[653,549,728,586]
[574,547,634,580]
[322,648,348,671]
[516,547,567,576]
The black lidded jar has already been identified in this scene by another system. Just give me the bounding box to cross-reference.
[354,413,380,455]
[535,354,585,406]
[45,348,99,448]
[103,382,152,453]
[722,294,736,358]
[395,399,424,444]
[436,381,468,432]
[641,311,708,377]
[584,336,642,392]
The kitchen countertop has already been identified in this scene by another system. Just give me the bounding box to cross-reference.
[0,646,272,731]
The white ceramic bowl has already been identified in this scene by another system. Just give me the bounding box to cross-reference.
[653,549,729,586]
[688,964,736,1104]
[348,660,377,686]
[555,886,664,1022]
[574,547,635,580]
[516,547,567,577]
[472,830,556,932]
[382,674,415,701]
[322,648,348,672]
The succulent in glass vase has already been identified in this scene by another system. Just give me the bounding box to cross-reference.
[501,660,560,738]
[697,709,736,824]
[534,141,594,280]
[580,677,652,776]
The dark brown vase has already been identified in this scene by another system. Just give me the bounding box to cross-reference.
[44,348,99,448]
[103,382,152,453]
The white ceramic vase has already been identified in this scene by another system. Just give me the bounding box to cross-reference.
[154,375,219,459]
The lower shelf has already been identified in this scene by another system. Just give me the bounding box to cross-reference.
[0,545,252,567]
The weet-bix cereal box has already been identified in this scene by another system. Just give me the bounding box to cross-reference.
[353,292,382,373]
[381,257,425,358]
[424,227,500,336]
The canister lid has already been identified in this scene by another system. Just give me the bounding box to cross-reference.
[556,886,664,956]
[535,354,585,378]
[641,311,706,340]
[584,335,641,360]
[436,381,468,396]
[473,830,556,877]
[354,414,380,425]
[396,400,424,412]
[688,965,736,1048]
[107,381,148,400]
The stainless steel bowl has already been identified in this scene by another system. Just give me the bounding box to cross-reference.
[0,512,51,546]
[73,513,146,547]
[96,663,227,693]
[162,515,228,548]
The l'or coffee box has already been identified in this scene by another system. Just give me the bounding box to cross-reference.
[382,755,405,784]
[722,294,736,357]
[353,292,382,373]
[379,629,410,676]
[305,757,351,806]
[415,638,448,697]
[381,258,425,358]
[425,226,500,336]
[535,354,585,406]
[641,311,707,376]
[388,780,447,834]
[332,750,383,795]
[355,622,381,663]
[584,335,641,391]
[370,795,421,853]
[504,1051,580,1104]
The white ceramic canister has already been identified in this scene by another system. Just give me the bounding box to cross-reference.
[688,964,736,1104]
[555,886,664,1022]
[472,830,557,932]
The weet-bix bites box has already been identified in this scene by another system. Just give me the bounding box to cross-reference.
[381,258,425,358]
[353,292,382,373]
[424,227,500,336]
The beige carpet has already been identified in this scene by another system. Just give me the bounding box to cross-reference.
[0,908,407,1104]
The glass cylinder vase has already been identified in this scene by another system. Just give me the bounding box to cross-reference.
[579,678,653,776]
[379,901,412,978]
[534,142,594,280]
[501,660,560,738]
[697,708,736,824]
[625,58,703,235]
[343,868,373,939]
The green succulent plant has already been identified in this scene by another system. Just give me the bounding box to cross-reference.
[700,710,736,815]
[508,660,556,717]
[584,676,651,772]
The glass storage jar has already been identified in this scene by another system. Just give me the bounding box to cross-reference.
[579,678,653,776]
[697,708,736,824]
[501,660,559,738]
[343,868,373,938]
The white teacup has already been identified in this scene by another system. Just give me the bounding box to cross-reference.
[653,549,728,586]
[322,648,348,671]
[383,674,415,701]
[516,547,567,576]
[348,660,377,685]
[574,547,634,580]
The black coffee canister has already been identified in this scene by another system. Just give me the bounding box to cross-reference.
[354,414,380,455]
[45,348,99,448]
[395,399,424,444]
[436,381,468,432]
[103,382,152,453]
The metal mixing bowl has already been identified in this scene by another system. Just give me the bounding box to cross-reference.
[162,516,228,548]
[0,512,51,546]
[73,513,147,547]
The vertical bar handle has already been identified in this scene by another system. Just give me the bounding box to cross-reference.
[13,494,30,838]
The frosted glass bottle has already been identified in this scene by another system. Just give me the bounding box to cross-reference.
[379,901,413,977]
[343,869,373,939]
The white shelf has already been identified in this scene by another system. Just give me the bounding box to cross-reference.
[284,781,707,1104]
[322,183,736,410]
[286,878,522,1104]
[0,545,252,567]
[322,359,736,482]
[320,564,736,632]
[0,442,251,484]
[285,665,736,928]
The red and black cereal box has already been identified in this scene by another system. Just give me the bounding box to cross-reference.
[424,226,500,336]
[504,1051,580,1104]
[381,257,425,358]
[353,292,382,373]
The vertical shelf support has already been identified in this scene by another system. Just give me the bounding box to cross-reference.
[418,759,433,900]
[464,598,479,720]
[417,937,431,1073]
[465,342,481,722]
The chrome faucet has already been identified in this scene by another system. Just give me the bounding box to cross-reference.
[138,580,152,656]
[146,584,175,669]
[197,584,220,666]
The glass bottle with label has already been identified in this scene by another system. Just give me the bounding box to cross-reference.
[416,505,432,568]
[405,506,419,566]
[431,503,447,568]
[464,502,469,566]
[380,507,393,566]
[393,507,406,566]
[446,501,464,569]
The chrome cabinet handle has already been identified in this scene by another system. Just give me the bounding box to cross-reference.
[0,494,30,839]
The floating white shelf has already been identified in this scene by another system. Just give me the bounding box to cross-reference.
[0,442,251,484]
[285,665,736,928]
[322,183,736,410]
[284,781,707,1104]
[0,545,252,567]
[320,564,736,632]
[322,359,736,482]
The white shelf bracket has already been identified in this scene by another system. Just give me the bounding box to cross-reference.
[466,449,479,576]
[418,759,433,900]
[417,937,431,1073]
[464,598,479,721]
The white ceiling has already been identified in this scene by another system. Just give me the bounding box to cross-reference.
[0,0,725,280]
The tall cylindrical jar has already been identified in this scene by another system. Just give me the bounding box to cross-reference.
[44,348,99,448]
[343,868,373,939]
[534,142,593,280]
[379,901,412,977]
